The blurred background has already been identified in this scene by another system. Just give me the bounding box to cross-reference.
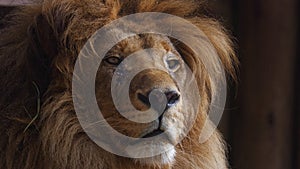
[207,0,299,169]
[1,0,299,169]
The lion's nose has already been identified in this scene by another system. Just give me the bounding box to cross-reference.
[138,90,180,111]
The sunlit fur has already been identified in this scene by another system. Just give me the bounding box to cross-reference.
[0,0,238,169]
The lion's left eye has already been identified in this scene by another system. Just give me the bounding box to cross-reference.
[105,56,122,65]
[166,58,180,71]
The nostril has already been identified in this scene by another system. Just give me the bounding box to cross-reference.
[137,93,150,106]
[165,91,180,106]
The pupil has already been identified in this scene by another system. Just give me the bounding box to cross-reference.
[168,60,178,69]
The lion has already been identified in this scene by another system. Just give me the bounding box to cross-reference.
[0,0,237,169]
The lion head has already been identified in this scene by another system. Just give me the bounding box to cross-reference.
[0,0,237,169]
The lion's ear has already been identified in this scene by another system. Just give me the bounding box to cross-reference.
[26,6,73,91]
[27,14,59,92]
[28,14,58,67]
[192,18,239,81]
[173,18,238,82]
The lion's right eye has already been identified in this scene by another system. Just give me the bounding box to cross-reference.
[104,56,122,65]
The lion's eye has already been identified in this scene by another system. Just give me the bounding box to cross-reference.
[105,56,122,65]
[166,58,180,71]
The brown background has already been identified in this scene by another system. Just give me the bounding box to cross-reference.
[208,0,299,168]
[1,0,299,168]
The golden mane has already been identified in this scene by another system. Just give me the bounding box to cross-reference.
[0,0,237,168]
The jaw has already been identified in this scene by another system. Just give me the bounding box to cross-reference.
[133,146,176,166]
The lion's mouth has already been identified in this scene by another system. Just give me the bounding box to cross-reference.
[142,129,164,138]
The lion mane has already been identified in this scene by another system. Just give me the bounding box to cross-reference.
[0,0,237,169]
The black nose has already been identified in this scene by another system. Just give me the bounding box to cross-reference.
[137,90,180,110]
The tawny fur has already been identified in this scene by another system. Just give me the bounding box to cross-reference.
[0,0,237,169]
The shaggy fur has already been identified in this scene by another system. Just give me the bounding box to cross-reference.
[0,0,238,169]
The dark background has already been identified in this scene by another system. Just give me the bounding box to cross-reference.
[207,0,299,169]
[1,0,299,168]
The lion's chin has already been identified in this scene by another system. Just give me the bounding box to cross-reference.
[124,138,176,166]
[134,146,176,166]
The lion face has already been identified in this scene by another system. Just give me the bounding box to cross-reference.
[95,34,194,164]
